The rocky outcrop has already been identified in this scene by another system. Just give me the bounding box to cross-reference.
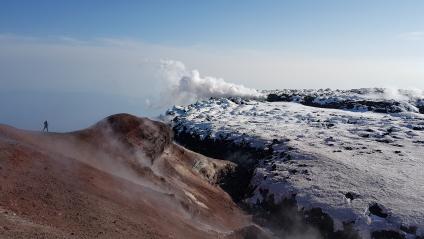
[265,88,423,114]
[0,114,267,239]
[173,130,364,239]
[172,129,418,239]
[166,96,424,239]
[172,128,270,203]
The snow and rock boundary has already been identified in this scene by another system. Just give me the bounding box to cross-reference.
[265,88,424,114]
[173,128,364,239]
[165,94,424,239]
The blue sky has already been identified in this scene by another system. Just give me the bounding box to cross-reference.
[1,0,423,51]
[0,1,423,130]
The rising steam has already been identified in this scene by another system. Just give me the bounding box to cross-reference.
[158,60,264,106]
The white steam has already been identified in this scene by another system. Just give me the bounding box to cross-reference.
[158,60,264,105]
[363,88,424,101]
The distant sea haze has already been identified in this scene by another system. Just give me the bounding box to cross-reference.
[0,91,157,132]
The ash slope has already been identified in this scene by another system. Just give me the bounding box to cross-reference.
[166,90,424,239]
[0,114,269,239]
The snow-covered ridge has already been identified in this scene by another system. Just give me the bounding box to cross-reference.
[265,88,424,114]
[165,94,424,239]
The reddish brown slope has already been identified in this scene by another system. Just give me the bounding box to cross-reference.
[0,114,266,239]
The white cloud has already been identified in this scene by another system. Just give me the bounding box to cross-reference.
[1,34,424,97]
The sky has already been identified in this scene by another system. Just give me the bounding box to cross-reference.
[0,0,424,131]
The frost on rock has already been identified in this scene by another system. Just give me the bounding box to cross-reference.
[265,88,424,114]
[164,90,424,238]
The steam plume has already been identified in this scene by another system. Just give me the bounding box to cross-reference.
[159,60,264,105]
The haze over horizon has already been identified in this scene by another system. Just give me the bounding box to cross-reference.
[1,0,423,131]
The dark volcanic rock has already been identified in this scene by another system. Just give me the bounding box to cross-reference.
[265,88,423,114]
[345,192,360,201]
[371,230,405,239]
[369,202,389,218]
[172,129,270,202]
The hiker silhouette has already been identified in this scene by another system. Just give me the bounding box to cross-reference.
[42,120,49,132]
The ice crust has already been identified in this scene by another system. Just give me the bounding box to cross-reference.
[166,91,424,238]
[265,88,424,114]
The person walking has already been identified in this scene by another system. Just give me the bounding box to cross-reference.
[42,120,49,132]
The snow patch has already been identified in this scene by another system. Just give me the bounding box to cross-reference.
[166,96,424,238]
